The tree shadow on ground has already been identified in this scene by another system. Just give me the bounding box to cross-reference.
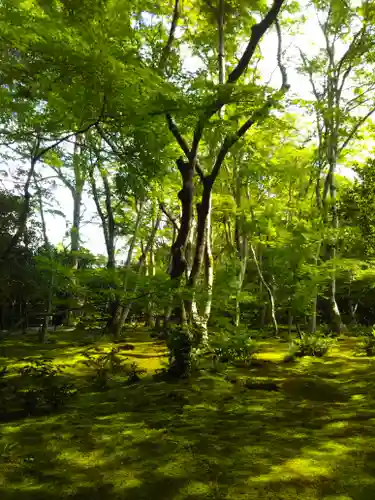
[1,336,375,499]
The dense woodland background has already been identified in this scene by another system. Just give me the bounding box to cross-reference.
[2,0,375,371]
[4,1,375,499]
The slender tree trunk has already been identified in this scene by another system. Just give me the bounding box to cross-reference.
[2,154,37,260]
[191,193,213,343]
[235,238,248,328]
[218,0,225,86]
[34,174,54,343]
[145,243,156,327]
[257,246,266,328]
[323,137,343,334]
[111,202,144,338]
[70,136,84,269]
[309,241,321,334]
[287,308,293,337]
[310,294,318,334]
[233,160,248,328]
[329,177,342,333]
[71,190,82,269]
[89,164,116,268]
[120,211,160,327]
[250,243,278,336]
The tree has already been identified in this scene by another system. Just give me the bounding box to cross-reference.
[299,0,375,332]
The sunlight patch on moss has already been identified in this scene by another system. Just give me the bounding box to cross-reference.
[58,449,107,467]
[181,480,211,496]
[107,471,142,489]
[351,393,366,401]
[156,455,194,477]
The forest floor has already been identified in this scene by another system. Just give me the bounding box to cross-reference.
[1,329,375,499]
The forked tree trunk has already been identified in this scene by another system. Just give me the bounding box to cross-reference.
[167,159,195,376]
[170,159,195,281]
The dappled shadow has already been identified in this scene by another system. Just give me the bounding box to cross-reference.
[1,335,375,499]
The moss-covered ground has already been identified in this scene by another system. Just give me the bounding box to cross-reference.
[1,330,375,499]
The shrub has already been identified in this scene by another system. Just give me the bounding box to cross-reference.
[212,333,259,364]
[166,326,194,377]
[124,362,146,383]
[363,327,375,356]
[287,333,331,359]
[82,347,129,388]
[18,360,76,413]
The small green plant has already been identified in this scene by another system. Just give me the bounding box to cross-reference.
[124,362,146,383]
[287,333,331,360]
[166,326,194,377]
[212,333,259,365]
[82,348,128,388]
[18,360,76,413]
[363,326,375,356]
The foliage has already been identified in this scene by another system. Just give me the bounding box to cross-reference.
[363,327,375,357]
[123,362,146,384]
[2,330,375,500]
[212,332,259,365]
[82,347,129,388]
[166,325,194,377]
[287,333,332,360]
[1,0,375,377]
[0,359,77,417]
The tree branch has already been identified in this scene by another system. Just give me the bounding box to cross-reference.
[299,50,321,103]
[159,201,180,231]
[166,114,205,181]
[50,166,75,193]
[137,211,161,269]
[95,123,125,159]
[35,118,103,162]
[338,106,375,155]
[209,21,289,185]
[210,114,258,184]
[190,0,286,159]
[227,0,285,84]
[159,0,180,71]
[166,113,190,157]
[275,18,289,89]
[88,163,109,246]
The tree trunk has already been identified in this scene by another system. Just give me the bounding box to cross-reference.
[71,190,82,269]
[233,161,248,328]
[235,239,248,328]
[218,0,225,86]
[145,244,156,327]
[34,173,54,343]
[2,155,37,260]
[170,158,194,281]
[250,243,278,336]
[167,158,195,377]
[191,193,213,343]
[119,211,160,329]
[189,178,212,287]
[287,308,293,337]
[110,202,144,338]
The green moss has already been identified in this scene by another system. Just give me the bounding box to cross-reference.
[1,332,375,499]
